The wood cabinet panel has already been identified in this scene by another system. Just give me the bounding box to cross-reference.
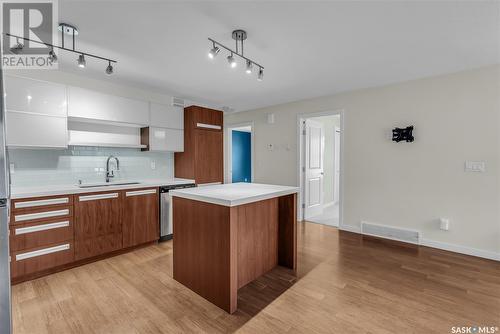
[195,129,223,184]
[237,198,279,288]
[74,191,122,260]
[10,218,73,252]
[12,195,73,213]
[175,106,223,183]
[10,205,73,226]
[122,188,159,248]
[10,242,74,279]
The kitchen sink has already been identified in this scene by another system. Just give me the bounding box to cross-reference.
[78,181,141,188]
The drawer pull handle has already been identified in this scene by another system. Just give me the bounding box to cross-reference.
[15,221,70,235]
[16,244,70,261]
[14,197,69,209]
[126,189,157,197]
[79,193,119,202]
[196,123,221,130]
[15,209,69,222]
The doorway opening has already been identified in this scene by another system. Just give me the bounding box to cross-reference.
[298,112,343,227]
[225,123,254,183]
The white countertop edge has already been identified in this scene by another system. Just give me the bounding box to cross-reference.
[11,178,195,199]
[170,187,299,207]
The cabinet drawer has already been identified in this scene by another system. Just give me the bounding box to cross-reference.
[11,207,73,225]
[12,195,73,212]
[11,242,74,279]
[10,219,73,252]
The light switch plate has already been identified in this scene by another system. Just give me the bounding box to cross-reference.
[465,161,485,172]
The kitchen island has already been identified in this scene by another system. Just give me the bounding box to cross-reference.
[170,183,299,313]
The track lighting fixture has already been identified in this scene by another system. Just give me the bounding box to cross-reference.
[208,43,220,59]
[227,53,237,68]
[208,29,264,80]
[48,47,57,62]
[105,61,113,75]
[245,60,253,74]
[77,54,86,68]
[10,38,23,54]
[4,23,116,74]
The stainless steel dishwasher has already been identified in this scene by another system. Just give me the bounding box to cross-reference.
[159,183,196,241]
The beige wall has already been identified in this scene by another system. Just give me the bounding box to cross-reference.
[225,65,500,258]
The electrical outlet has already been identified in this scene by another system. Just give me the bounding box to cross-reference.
[465,161,485,172]
[151,161,156,170]
[9,163,14,174]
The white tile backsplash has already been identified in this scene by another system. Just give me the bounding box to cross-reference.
[8,146,174,187]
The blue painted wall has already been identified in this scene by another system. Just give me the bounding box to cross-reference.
[232,130,251,183]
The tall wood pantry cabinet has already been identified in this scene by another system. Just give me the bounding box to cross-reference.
[174,106,223,185]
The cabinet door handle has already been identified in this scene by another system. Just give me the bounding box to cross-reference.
[196,123,221,130]
[79,193,119,202]
[15,221,70,235]
[14,197,69,209]
[15,243,70,261]
[14,209,69,222]
[126,189,157,197]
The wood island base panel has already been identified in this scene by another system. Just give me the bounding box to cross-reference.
[173,193,297,313]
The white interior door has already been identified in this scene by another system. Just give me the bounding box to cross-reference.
[334,127,340,204]
[304,119,325,219]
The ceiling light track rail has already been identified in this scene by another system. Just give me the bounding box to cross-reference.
[5,33,117,64]
[207,37,263,69]
[208,29,264,81]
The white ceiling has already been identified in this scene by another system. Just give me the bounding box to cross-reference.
[55,1,500,112]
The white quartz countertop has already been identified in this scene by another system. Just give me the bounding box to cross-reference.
[169,182,299,207]
[11,178,195,199]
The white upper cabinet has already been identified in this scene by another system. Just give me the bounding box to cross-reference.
[4,76,67,116]
[150,102,183,129]
[142,127,184,152]
[68,86,149,126]
[6,112,68,148]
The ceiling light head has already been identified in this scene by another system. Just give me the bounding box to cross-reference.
[105,61,113,75]
[10,39,24,54]
[208,44,220,59]
[77,54,86,68]
[257,67,264,81]
[245,60,253,74]
[58,23,79,36]
[48,48,57,63]
[227,54,237,68]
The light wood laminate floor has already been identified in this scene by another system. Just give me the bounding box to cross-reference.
[12,222,500,333]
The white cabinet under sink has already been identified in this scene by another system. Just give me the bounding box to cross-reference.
[68,86,149,126]
[141,127,184,152]
[4,75,68,148]
[150,102,183,129]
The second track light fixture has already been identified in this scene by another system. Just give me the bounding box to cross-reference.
[5,23,117,75]
[208,29,264,81]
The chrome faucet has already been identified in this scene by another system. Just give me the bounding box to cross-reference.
[105,155,120,183]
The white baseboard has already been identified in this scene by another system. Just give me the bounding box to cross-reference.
[420,239,500,262]
[339,224,360,233]
[323,201,335,209]
[338,224,499,262]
